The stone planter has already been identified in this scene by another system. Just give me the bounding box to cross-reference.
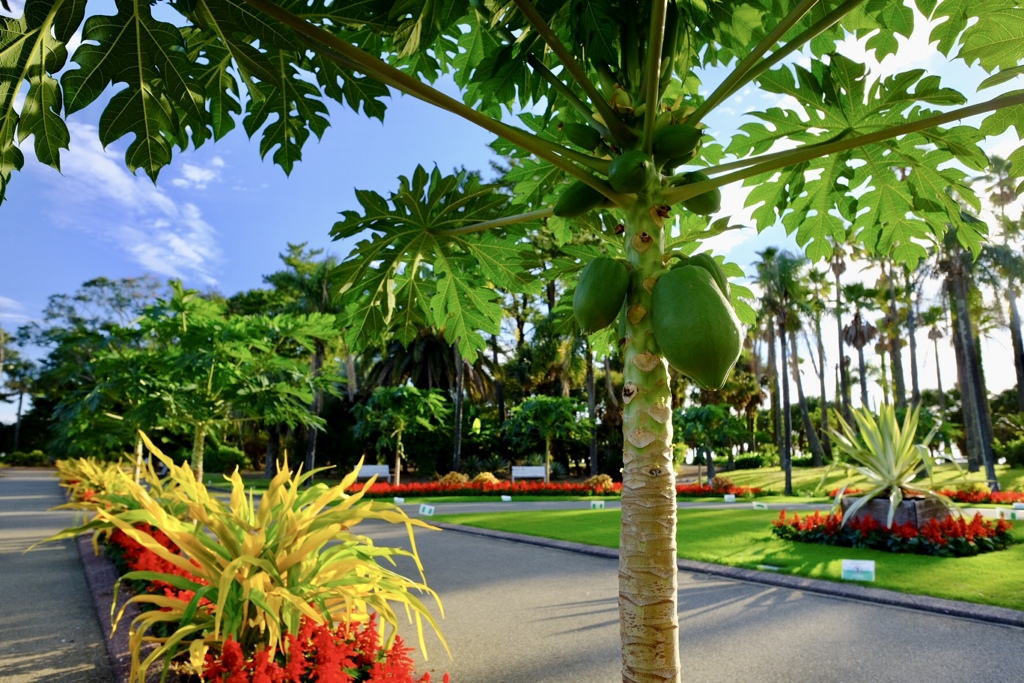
[841,495,951,529]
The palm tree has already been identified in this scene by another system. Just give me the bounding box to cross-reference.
[829,241,853,421]
[755,248,808,495]
[921,305,949,412]
[939,218,999,488]
[842,282,879,409]
[803,267,833,459]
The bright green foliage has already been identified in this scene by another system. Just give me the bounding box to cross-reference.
[332,166,543,360]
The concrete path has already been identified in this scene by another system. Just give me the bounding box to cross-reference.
[0,468,113,682]
[365,519,1024,683]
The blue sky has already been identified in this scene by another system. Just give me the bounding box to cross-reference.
[1,4,1022,425]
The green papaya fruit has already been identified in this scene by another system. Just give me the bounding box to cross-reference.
[679,171,721,215]
[554,181,606,217]
[653,125,701,165]
[686,253,730,298]
[608,150,654,193]
[562,122,603,150]
[574,257,630,334]
[651,266,742,389]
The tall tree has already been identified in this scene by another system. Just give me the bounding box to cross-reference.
[921,305,949,412]
[4,1,1021,679]
[842,282,880,409]
[803,266,833,459]
[264,243,341,476]
[829,244,853,421]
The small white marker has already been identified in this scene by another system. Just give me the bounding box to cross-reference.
[841,559,875,582]
[590,500,605,509]
[393,497,405,504]
[501,495,512,502]
[723,494,736,503]
[419,504,435,516]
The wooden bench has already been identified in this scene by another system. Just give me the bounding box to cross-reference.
[511,465,546,483]
[356,464,392,483]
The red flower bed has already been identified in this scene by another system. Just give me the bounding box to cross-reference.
[675,482,762,497]
[352,480,762,498]
[351,480,621,498]
[938,488,1024,505]
[771,509,1014,557]
[107,523,212,609]
[203,615,448,683]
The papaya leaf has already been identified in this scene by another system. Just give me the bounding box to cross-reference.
[332,166,543,361]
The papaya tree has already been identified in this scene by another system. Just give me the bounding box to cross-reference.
[4,0,1024,680]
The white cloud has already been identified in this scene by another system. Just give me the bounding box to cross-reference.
[171,161,223,190]
[0,297,31,325]
[33,122,222,284]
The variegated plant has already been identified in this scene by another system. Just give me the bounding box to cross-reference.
[830,404,961,528]
[53,433,444,683]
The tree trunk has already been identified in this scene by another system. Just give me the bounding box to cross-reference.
[452,343,464,473]
[544,435,552,483]
[908,286,922,408]
[766,323,782,457]
[586,340,598,477]
[345,354,358,401]
[879,345,890,406]
[779,319,793,496]
[13,388,24,452]
[605,356,620,410]
[305,341,325,478]
[265,423,279,478]
[812,319,832,459]
[492,335,506,424]
[933,338,946,412]
[791,331,824,466]
[619,198,679,683]
[888,277,907,409]
[393,433,403,487]
[191,422,208,481]
[856,327,869,409]
[1009,289,1024,412]
[834,273,851,421]
[133,434,144,483]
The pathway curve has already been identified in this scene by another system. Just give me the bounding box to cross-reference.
[0,468,114,682]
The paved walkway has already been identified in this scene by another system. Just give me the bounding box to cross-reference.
[4,468,1024,683]
[369,517,1024,683]
[0,469,113,682]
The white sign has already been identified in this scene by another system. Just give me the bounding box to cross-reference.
[1013,502,1024,510]
[591,500,605,509]
[723,494,736,503]
[841,559,876,582]
[501,495,512,502]
[393,497,405,504]
[752,502,768,510]
[419,504,435,516]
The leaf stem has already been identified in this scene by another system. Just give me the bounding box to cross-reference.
[736,0,870,94]
[527,54,611,138]
[641,0,669,153]
[688,0,820,126]
[437,208,555,236]
[665,92,1024,204]
[242,0,627,200]
[511,0,636,146]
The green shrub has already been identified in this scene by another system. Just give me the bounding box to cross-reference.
[3,450,50,467]
[792,455,817,468]
[734,453,767,470]
[996,437,1024,468]
[204,443,250,475]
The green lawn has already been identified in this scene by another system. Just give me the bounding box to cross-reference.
[433,507,1024,612]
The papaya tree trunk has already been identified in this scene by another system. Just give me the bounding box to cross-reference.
[345,354,358,402]
[192,422,208,481]
[619,198,679,683]
[544,435,552,484]
[133,434,144,483]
